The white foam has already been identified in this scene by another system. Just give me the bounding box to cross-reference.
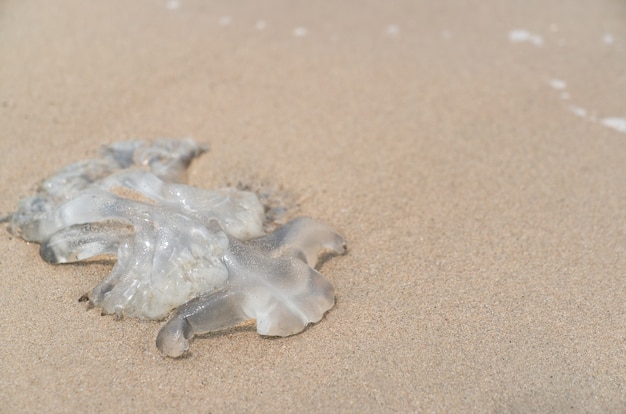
[548,79,567,90]
[255,20,267,30]
[386,24,400,37]
[293,27,308,37]
[508,29,543,46]
[218,16,232,26]
[568,106,588,118]
[601,117,626,133]
[603,34,614,45]
[166,0,180,10]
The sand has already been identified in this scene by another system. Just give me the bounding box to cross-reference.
[1,0,625,412]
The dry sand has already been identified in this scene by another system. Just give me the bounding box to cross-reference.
[1,0,625,412]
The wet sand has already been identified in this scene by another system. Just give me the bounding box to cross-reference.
[1,0,625,412]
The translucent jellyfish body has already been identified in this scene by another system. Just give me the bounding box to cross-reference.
[9,139,346,357]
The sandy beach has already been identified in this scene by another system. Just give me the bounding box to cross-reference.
[1,0,625,412]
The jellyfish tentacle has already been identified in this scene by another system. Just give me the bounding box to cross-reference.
[156,219,344,357]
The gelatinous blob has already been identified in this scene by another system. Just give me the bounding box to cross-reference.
[10,138,208,242]
[157,217,346,357]
[9,139,346,356]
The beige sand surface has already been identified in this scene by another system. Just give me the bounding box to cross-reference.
[1,0,625,412]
